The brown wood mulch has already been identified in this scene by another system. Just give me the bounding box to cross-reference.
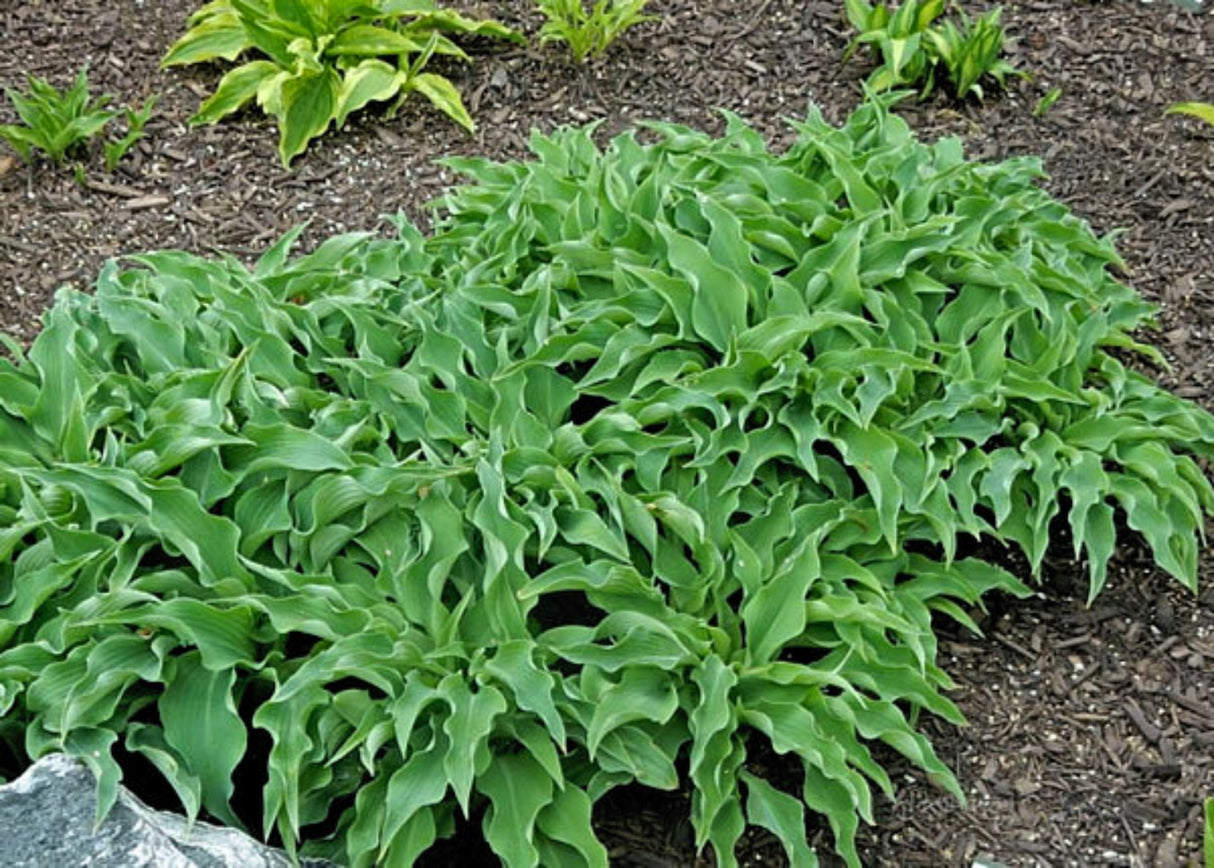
[1,0,1212,865]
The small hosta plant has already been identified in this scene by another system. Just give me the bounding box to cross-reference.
[1,96,1212,867]
[1033,86,1061,117]
[926,6,1022,99]
[535,0,657,62]
[0,66,114,165]
[162,0,522,167]
[0,65,158,176]
[103,95,158,171]
[842,0,946,93]
[0,66,157,177]
[844,0,1024,99]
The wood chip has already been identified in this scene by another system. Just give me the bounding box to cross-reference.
[992,633,1035,661]
[374,126,405,148]
[1159,199,1195,218]
[1124,698,1162,743]
[85,179,148,198]
[124,195,172,210]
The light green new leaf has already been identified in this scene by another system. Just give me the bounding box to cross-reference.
[1166,101,1214,127]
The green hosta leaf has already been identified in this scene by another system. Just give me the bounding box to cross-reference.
[688,656,741,850]
[556,506,630,561]
[161,8,250,66]
[227,422,353,473]
[380,736,450,860]
[328,23,425,57]
[740,530,822,665]
[382,806,441,867]
[410,8,525,43]
[193,61,283,126]
[477,751,554,868]
[92,599,256,671]
[803,763,862,868]
[64,726,123,826]
[255,681,331,844]
[657,221,749,352]
[1109,474,1195,589]
[269,0,319,38]
[159,654,246,827]
[33,633,162,735]
[483,640,567,747]
[336,59,402,128]
[536,784,609,868]
[408,72,474,133]
[741,771,819,868]
[830,692,961,800]
[586,667,678,755]
[739,694,876,825]
[124,723,204,821]
[271,68,339,166]
[439,676,508,815]
[0,123,39,162]
[592,724,681,791]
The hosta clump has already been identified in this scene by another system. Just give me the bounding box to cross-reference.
[162,0,522,166]
[2,97,1213,867]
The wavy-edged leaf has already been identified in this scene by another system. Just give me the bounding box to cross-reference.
[408,72,474,133]
[477,751,554,868]
[335,59,403,128]
[272,68,339,167]
[159,654,246,827]
[192,60,283,126]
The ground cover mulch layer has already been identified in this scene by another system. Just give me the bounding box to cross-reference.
[1,0,1212,865]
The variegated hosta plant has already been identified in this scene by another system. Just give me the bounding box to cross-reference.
[161,0,522,166]
[2,97,1213,866]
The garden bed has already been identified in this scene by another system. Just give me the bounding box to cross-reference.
[0,0,1211,865]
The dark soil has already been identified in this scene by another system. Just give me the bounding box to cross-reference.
[2,1,1212,865]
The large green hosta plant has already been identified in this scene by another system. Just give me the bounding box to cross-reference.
[162,0,521,165]
[2,97,1212,866]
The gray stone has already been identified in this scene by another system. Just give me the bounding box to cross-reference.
[0,753,339,867]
